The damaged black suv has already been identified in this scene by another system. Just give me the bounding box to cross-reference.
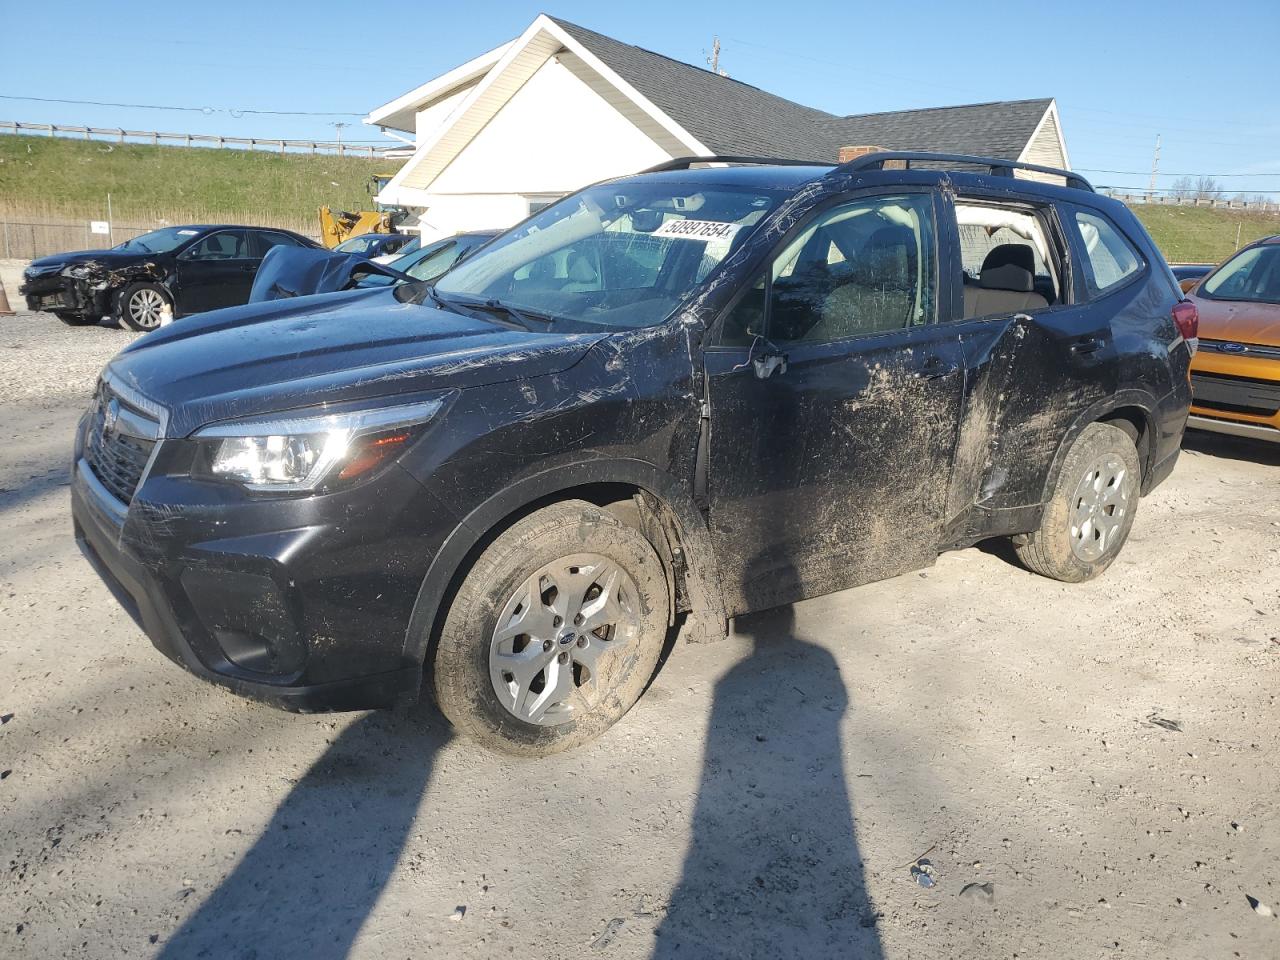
[72,154,1196,755]
[20,224,317,330]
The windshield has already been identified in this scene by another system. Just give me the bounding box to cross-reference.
[1200,244,1280,304]
[114,227,201,254]
[335,235,386,254]
[434,181,788,328]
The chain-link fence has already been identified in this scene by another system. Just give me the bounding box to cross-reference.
[0,215,319,261]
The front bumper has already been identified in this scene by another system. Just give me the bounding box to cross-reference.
[70,417,456,712]
[1188,345,1280,443]
[19,273,110,317]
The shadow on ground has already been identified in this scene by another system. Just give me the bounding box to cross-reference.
[157,711,447,959]
[654,599,884,959]
[1181,427,1280,467]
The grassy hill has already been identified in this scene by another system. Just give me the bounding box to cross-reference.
[1129,204,1280,264]
[2,134,1276,262]
[0,134,400,233]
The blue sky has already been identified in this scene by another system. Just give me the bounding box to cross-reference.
[3,0,1278,196]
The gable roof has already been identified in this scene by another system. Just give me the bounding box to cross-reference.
[551,17,1053,163]
[372,14,1064,201]
[550,18,836,160]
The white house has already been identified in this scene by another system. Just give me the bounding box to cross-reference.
[365,15,1071,241]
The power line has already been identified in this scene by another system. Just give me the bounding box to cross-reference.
[0,94,365,118]
[1078,167,1280,179]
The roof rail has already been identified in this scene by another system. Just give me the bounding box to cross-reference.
[831,151,1094,192]
[640,155,831,174]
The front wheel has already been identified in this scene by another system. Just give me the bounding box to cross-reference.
[1014,421,1141,582]
[116,282,171,331]
[432,500,669,756]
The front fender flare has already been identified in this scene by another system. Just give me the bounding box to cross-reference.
[402,457,727,670]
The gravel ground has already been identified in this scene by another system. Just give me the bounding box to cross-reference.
[1,310,1278,959]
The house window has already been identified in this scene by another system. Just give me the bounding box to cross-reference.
[525,195,562,216]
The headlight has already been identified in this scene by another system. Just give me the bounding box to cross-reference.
[63,263,104,281]
[192,396,446,492]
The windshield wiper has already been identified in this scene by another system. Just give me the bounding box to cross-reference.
[473,298,554,330]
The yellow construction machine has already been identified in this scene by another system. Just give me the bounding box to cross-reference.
[317,174,409,248]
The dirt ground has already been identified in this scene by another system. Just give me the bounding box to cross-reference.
[1,311,1277,960]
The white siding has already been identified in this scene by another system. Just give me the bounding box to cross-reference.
[429,55,670,194]
[414,84,476,144]
[407,54,673,240]
[1023,110,1065,168]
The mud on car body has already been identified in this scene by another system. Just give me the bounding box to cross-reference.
[71,154,1194,755]
[20,225,318,330]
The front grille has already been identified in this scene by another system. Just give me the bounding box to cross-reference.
[84,388,160,504]
[1191,372,1280,418]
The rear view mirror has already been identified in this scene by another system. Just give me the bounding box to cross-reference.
[630,209,664,233]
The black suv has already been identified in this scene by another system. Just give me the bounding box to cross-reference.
[71,154,1196,755]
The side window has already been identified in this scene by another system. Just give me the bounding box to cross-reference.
[1074,210,1142,296]
[183,230,250,261]
[719,194,936,346]
[955,201,1060,320]
[256,230,304,254]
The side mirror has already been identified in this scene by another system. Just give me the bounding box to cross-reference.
[1179,277,1199,294]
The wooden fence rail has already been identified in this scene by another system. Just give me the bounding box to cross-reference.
[0,120,394,158]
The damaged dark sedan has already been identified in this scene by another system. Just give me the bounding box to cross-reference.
[71,154,1195,756]
[19,225,317,330]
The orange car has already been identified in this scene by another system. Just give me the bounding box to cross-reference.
[1184,235,1280,443]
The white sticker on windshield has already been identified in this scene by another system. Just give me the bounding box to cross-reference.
[653,219,742,241]
[177,229,199,236]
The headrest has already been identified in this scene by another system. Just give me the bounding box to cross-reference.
[567,252,597,283]
[980,244,1035,293]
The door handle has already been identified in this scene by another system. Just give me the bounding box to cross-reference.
[1070,336,1104,356]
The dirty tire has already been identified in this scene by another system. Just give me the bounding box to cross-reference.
[433,500,669,757]
[116,282,170,332]
[54,312,99,327]
[1015,422,1141,582]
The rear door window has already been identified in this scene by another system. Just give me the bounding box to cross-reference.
[953,201,1062,319]
[1073,210,1143,297]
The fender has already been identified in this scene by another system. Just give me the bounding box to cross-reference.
[1039,388,1160,504]
[401,456,728,669]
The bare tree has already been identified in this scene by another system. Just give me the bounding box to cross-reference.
[1169,176,1195,200]
[1194,176,1221,199]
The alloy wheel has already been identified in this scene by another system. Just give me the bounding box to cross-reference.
[128,288,166,329]
[1069,453,1131,562]
[488,553,640,726]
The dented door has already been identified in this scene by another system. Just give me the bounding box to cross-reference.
[703,189,966,616]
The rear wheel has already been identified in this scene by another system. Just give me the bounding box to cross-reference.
[117,282,171,331]
[1014,422,1141,582]
[432,500,669,756]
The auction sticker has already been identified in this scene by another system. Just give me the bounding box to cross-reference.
[653,219,741,241]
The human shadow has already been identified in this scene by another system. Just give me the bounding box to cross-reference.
[157,710,446,959]
[654,589,884,959]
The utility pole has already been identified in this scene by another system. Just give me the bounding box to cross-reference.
[1147,134,1161,201]
[332,121,349,158]
[704,36,727,77]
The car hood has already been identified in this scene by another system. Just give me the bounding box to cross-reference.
[105,287,608,438]
[26,249,154,274]
[1189,294,1280,348]
[248,246,407,302]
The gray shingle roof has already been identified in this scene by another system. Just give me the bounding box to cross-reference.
[551,17,1052,163]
